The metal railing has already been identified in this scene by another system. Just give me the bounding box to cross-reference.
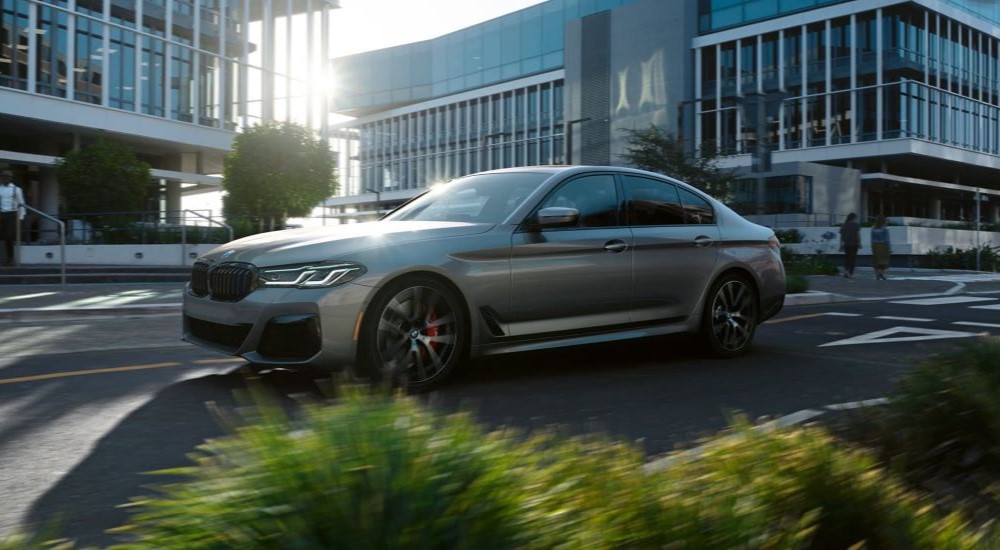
[16,204,66,286]
[181,210,233,265]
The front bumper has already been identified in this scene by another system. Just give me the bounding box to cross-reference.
[182,282,374,368]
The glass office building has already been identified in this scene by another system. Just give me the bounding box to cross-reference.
[1,0,337,227]
[328,0,1000,227]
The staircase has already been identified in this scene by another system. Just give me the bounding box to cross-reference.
[0,265,193,285]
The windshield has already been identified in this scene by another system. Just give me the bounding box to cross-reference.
[384,172,551,224]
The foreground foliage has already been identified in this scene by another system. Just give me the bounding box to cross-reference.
[102,387,987,549]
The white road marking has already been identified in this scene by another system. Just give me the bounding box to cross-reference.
[875,316,934,322]
[970,303,1000,311]
[953,321,1000,329]
[890,296,997,306]
[819,326,983,347]
[824,312,863,317]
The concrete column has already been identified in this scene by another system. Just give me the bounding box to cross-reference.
[932,199,942,220]
[991,202,999,224]
[38,167,60,243]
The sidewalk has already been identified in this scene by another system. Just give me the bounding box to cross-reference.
[0,282,184,322]
[0,268,998,322]
[786,267,1000,306]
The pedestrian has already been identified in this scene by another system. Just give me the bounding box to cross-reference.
[0,169,26,266]
[839,212,861,278]
[870,214,892,280]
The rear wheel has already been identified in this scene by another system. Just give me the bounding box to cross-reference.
[358,277,467,392]
[702,274,759,357]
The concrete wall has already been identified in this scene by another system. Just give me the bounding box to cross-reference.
[19,244,221,266]
[784,226,1000,256]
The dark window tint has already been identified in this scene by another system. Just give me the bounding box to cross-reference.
[539,174,618,228]
[622,175,684,226]
[677,187,716,224]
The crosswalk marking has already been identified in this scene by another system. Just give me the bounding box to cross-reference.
[819,326,982,347]
[970,303,1000,311]
[875,316,933,322]
[954,321,1000,329]
[890,296,997,306]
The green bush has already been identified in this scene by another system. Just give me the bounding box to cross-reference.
[774,229,802,244]
[922,245,999,272]
[111,388,531,549]
[875,338,1000,472]
[783,248,840,276]
[104,387,987,549]
[786,273,809,294]
[645,424,983,549]
[774,229,803,244]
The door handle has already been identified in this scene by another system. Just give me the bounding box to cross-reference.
[694,236,714,248]
[604,240,628,253]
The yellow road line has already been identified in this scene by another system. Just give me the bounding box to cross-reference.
[192,358,245,365]
[0,362,180,385]
[765,312,829,325]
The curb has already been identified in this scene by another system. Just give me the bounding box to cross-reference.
[784,280,965,306]
[0,303,181,322]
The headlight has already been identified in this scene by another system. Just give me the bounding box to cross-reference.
[259,261,366,288]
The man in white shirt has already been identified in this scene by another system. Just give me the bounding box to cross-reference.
[0,169,26,266]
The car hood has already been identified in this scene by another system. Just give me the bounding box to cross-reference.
[200,221,494,266]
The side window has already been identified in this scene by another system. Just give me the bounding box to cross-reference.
[622,175,684,226]
[538,174,619,228]
[677,187,716,225]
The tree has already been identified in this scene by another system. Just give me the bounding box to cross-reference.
[619,125,737,201]
[223,122,337,233]
[56,137,152,214]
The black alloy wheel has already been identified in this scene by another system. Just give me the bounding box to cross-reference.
[361,278,466,391]
[703,274,759,357]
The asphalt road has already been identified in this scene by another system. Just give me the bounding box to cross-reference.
[1,295,999,546]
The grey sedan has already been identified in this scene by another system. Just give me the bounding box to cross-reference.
[183,166,785,391]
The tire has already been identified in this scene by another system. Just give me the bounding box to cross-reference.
[357,277,467,392]
[702,274,759,358]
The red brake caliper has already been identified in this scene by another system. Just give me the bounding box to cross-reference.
[424,310,440,357]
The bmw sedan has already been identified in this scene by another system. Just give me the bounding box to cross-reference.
[183,166,785,391]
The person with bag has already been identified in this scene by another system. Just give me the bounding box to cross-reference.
[870,214,892,280]
[838,212,861,278]
[0,169,26,266]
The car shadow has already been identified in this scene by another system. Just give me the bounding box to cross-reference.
[23,334,761,547]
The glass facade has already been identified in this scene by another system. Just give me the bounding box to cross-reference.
[732,175,812,214]
[331,0,638,114]
[0,0,271,130]
[339,79,565,196]
[698,3,1000,157]
[698,0,850,33]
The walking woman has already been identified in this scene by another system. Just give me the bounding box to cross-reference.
[870,214,892,280]
[839,212,861,278]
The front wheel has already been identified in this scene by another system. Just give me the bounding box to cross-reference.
[358,278,467,392]
[702,274,759,357]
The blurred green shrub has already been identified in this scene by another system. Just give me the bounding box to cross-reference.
[786,273,809,294]
[773,229,803,244]
[105,388,986,549]
[874,338,1000,472]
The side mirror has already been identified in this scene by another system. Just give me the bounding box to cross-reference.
[535,206,579,228]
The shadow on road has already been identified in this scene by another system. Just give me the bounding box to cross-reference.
[24,333,806,547]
